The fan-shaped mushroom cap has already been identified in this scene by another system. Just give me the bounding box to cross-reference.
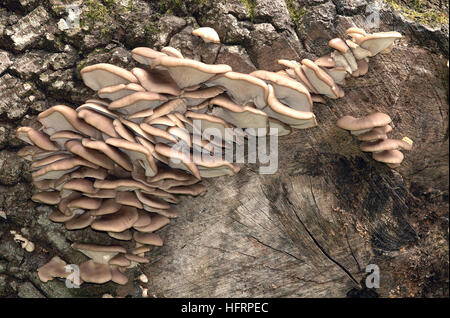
[80,63,138,91]
[110,265,129,285]
[93,179,156,193]
[108,91,168,116]
[147,166,196,183]
[279,60,319,94]
[352,59,369,77]
[116,191,144,209]
[79,260,112,284]
[91,199,122,216]
[185,111,234,140]
[61,179,97,195]
[165,183,207,196]
[140,123,178,144]
[77,109,119,138]
[37,256,69,282]
[192,154,241,178]
[124,253,149,264]
[133,209,152,228]
[131,68,181,96]
[192,27,221,44]
[98,83,146,101]
[345,27,367,37]
[32,191,60,205]
[65,140,115,170]
[131,47,167,66]
[57,192,81,216]
[263,84,317,129]
[33,179,57,191]
[108,230,133,241]
[134,213,170,233]
[30,153,72,171]
[50,131,83,148]
[70,167,108,180]
[336,112,392,134]
[65,211,94,230]
[250,70,312,111]
[38,105,102,139]
[105,138,158,177]
[301,59,344,99]
[181,86,225,106]
[329,38,358,72]
[67,197,102,212]
[161,46,184,58]
[148,98,187,121]
[91,206,139,233]
[135,190,171,210]
[356,125,392,141]
[206,72,269,109]
[151,55,232,88]
[72,243,126,264]
[372,149,404,166]
[360,138,413,152]
[359,31,402,56]
[81,139,133,171]
[16,127,59,151]
[210,94,268,134]
[32,157,98,181]
[133,232,163,246]
[345,40,372,60]
[49,209,76,223]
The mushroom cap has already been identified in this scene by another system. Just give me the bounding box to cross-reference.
[50,130,83,148]
[91,199,122,216]
[268,118,292,136]
[65,140,115,170]
[32,191,60,205]
[77,108,119,138]
[355,125,392,141]
[37,256,69,283]
[372,149,404,164]
[30,153,72,171]
[116,191,144,209]
[148,98,187,121]
[250,70,312,112]
[181,86,225,106]
[161,46,184,59]
[67,197,102,211]
[108,91,168,116]
[131,47,167,66]
[165,183,207,196]
[91,206,139,233]
[70,167,108,180]
[79,260,112,284]
[65,212,94,230]
[98,83,146,101]
[314,55,336,68]
[328,38,350,53]
[151,55,232,88]
[360,138,413,152]
[301,59,344,99]
[108,230,133,241]
[80,63,138,91]
[359,31,402,56]
[133,232,163,246]
[81,138,133,171]
[131,68,181,96]
[210,94,268,132]
[264,84,317,129]
[72,243,126,264]
[336,112,392,132]
[206,72,269,109]
[110,265,129,285]
[134,213,170,232]
[38,105,101,139]
[192,27,221,44]
[16,127,59,151]
[32,157,98,181]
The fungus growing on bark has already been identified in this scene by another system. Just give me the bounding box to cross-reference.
[20,26,403,287]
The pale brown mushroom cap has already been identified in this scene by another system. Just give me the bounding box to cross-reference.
[108,91,168,116]
[38,105,102,139]
[133,232,163,246]
[336,112,392,132]
[50,130,83,148]
[65,212,95,230]
[32,191,60,205]
[116,191,144,209]
[133,209,152,228]
[32,157,99,181]
[65,140,115,170]
[80,63,138,91]
[301,59,344,99]
[61,179,97,194]
[108,230,133,241]
[81,138,133,171]
[110,265,129,285]
[37,256,69,282]
[356,125,392,141]
[192,27,221,44]
[207,72,269,109]
[151,55,232,88]
[98,83,146,101]
[161,46,184,58]
[134,213,170,233]
[72,243,126,264]
[91,199,122,216]
[329,38,350,53]
[131,47,167,66]
[372,149,404,164]
[131,68,181,96]
[79,260,112,284]
[91,206,139,233]
[360,138,413,152]
[359,31,402,56]
[30,153,72,171]
[181,86,225,106]
[16,127,59,151]
[77,108,119,138]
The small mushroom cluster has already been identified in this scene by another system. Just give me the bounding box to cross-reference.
[336,112,413,168]
[15,26,403,286]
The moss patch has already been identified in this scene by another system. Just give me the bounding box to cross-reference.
[239,0,257,22]
[384,0,449,27]
[285,0,307,28]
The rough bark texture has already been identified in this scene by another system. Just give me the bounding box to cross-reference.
[0,0,448,298]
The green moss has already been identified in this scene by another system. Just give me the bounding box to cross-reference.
[384,0,449,27]
[285,0,307,28]
[239,0,257,22]
[144,23,160,35]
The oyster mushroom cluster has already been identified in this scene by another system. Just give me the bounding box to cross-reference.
[336,112,413,168]
[15,26,403,285]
